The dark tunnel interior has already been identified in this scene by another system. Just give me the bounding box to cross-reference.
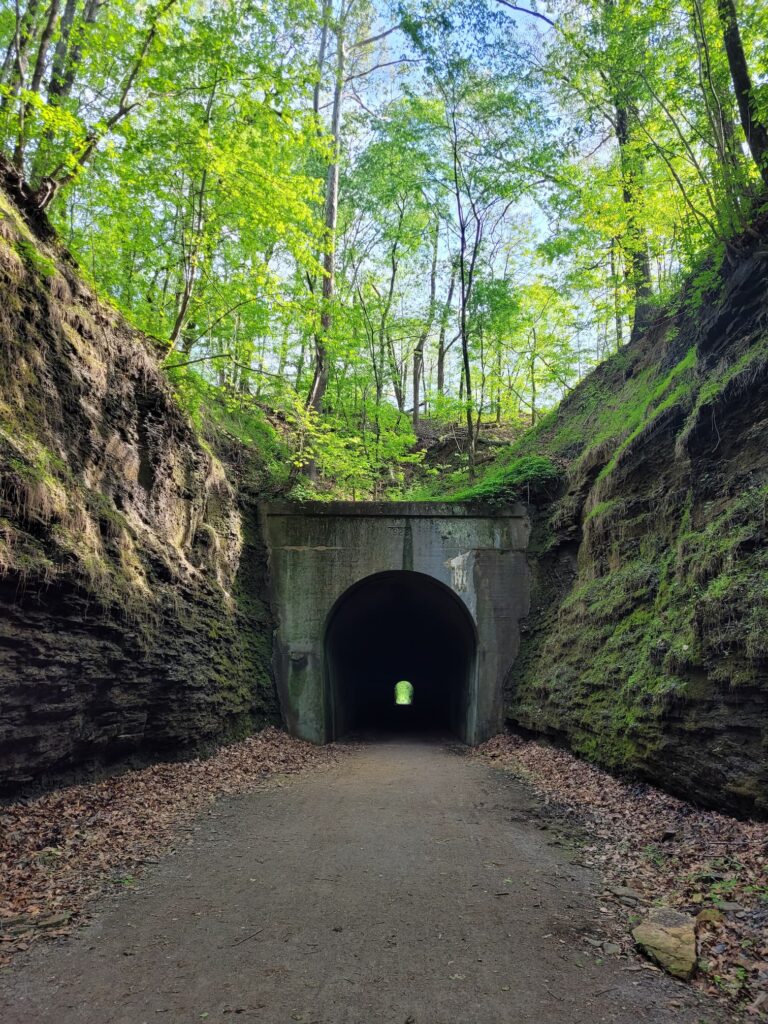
[324,571,477,741]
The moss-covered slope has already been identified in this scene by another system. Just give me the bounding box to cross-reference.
[0,192,279,791]
[496,239,768,817]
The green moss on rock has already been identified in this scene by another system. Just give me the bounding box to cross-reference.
[0,195,280,792]
[502,239,768,818]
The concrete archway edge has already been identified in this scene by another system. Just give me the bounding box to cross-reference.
[261,501,530,745]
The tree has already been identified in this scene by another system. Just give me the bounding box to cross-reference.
[306,1,407,414]
[412,219,438,426]
[715,0,768,188]
[2,0,766,501]
[423,51,540,474]
[1,0,184,210]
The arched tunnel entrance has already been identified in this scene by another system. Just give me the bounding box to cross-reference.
[324,571,477,742]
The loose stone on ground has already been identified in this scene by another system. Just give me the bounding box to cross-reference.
[632,908,698,979]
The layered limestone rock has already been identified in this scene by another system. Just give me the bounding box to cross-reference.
[505,226,768,818]
[0,190,278,791]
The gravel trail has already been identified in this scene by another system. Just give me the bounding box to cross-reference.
[0,739,725,1023]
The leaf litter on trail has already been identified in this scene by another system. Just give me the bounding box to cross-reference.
[0,728,346,966]
[474,733,768,1020]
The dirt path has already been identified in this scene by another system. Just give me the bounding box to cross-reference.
[1,740,725,1023]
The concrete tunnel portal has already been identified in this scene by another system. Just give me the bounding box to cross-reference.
[262,501,531,746]
[325,571,478,740]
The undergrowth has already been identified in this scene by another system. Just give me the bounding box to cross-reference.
[448,454,562,504]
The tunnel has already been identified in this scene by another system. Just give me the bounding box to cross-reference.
[324,570,477,741]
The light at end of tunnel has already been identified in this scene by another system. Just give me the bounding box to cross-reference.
[394,680,414,706]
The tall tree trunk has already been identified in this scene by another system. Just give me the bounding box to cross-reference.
[373,229,403,411]
[495,344,502,423]
[602,0,652,339]
[456,203,481,479]
[29,0,60,96]
[1,0,41,95]
[301,0,331,454]
[715,0,768,188]
[30,0,85,182]
[312,0,332,121]
[412,220,438,426]
[307,27,343,413]
[14,0,61,170]
[167,82,215,353]
[47,0,103,103]
[375,332,384,406]
[179,319,197,357]
[3,0,42,166]
[458,222,476,479]
[614,103,653,339]
[277,332,289,379]
[387,333,405,411]
[690,0,750,226]
[295,337,307,388]
[436,270,456,396]
[610,239,623,351]
[47,0,79,97]
[528,329,537,426]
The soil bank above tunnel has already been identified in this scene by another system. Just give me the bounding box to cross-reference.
[262,501,530,745]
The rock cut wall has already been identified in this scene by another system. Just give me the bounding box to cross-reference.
[0,190,278,791]
[506,231,768,817]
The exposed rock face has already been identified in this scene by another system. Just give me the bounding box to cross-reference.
[0,191,278,791]
[506,229,768,818]
[632,908,697,979]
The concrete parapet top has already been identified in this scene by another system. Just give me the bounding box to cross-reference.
[262,500,527,519]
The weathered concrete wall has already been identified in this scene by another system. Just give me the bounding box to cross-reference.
[262,502,530,744]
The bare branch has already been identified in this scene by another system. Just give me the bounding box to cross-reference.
[346,83,388,120]
[344,56,420,84]
[491,0,556,28]
[351,24,402,50]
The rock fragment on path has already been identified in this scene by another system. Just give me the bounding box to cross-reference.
[608,884,643,906]
[695,908,722,926]
[714,901,743,913]
[632,907,697,979]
